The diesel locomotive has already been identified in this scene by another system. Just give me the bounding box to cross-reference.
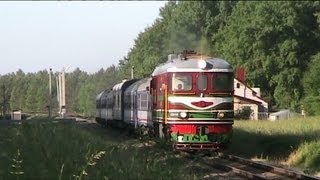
[96,51,234,150]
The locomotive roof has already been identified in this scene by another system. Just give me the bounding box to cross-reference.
[152,55,233,76]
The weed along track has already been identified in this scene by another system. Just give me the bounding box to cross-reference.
[70,117,320,179]
[2,116,319,179]
[60,116,139,143]
[194,154,320,180]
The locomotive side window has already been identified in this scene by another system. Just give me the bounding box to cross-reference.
[197,74,207,91]
[171,74,192,91]
[213,73,233,91]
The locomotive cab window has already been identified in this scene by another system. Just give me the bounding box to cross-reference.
[171,74,192,91]
[213,73,233,91]
[197,74,207,91]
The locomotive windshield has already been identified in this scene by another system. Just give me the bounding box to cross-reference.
[213,73,233,91]
[171,74,192,91]
[197,74,207,91]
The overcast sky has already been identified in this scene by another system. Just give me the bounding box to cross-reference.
[0,1,166,75]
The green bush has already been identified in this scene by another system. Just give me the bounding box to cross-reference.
[302,96,320,116]
[234,106,253,120]
[287,141,320,173]
[228,117,320,175]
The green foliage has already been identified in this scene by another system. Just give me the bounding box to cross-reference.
[76,79,96,117]
[0,66,121,117]
[228,117,320,174]
[10,69,27,111]
[0,1,320,116]
[302,96,320,116]
[121,1,319,113]
[65,68,89,114]
[287,141,320,173]
[234,106,253,120]
[0,120,194,179]
[214,1,320,110]
[302,53,320,115]
[303,53,320,96]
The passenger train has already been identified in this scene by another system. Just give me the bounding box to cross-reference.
[96,51,234,150]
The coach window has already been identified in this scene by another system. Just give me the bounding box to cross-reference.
[138,93,148,110]
[101,98,106,108]
[124,95,130,108]
[213,73,233,91]
[171,74,192,91]
[197,74,207,91]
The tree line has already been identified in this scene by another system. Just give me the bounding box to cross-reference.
[0,1,320,117]
[0,66,120,117]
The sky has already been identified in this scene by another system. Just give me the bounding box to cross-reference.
[0,1,167,75]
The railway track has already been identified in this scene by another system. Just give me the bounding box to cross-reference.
[198,154,319,180]
[0,116,95,127]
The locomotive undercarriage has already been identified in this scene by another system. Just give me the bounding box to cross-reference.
[154,122,232,151]
[96,117,231,151]
[171,132,232,151]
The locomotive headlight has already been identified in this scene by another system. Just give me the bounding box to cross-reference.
[198,59,207,69]
[218,112,225,119]
[179,112,188,118]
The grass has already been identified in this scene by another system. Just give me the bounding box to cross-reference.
[286,141,320,174]
[0,119,195,180]
[1,116,320,178]
[226,116,320,174]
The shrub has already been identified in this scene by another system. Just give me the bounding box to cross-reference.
[287,141,320,173]
[302,96,320,116]
[234,106,253,120]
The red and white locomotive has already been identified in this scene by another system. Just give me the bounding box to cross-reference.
[96,51,234,150]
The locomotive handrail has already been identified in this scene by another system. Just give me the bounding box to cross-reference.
[172,92,196,95]
[209,92,233,95]
[164,84,168,124]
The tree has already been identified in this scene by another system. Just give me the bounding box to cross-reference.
[214,1,320,110]
[302,53,320,115]
[65,68,89,114]
[10,69,27,111]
